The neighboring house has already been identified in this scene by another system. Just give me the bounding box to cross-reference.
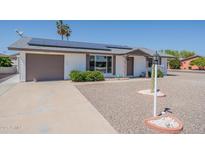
[8,37,172,82]
[180,55,202,70]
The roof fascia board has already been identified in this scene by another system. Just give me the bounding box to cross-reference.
[8,47,117,55]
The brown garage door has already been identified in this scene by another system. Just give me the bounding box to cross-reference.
[26,54,64,81]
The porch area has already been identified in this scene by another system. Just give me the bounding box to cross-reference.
[114,49,163,78]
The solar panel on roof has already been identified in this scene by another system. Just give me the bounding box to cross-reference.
[106,45,133,50]
[28,38,111,51]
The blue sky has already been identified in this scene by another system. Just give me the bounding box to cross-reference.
[0,20,205,55]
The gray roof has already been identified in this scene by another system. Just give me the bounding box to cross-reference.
[8,37,173,58]
[180,55,201,61]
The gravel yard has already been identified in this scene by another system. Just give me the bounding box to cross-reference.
[76,72,205,133]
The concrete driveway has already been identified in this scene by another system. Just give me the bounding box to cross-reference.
[0,80,116,133]
[0,74,19,96]
[0,73,14,82]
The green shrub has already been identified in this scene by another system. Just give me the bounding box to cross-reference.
[0,57,13,67]
[69,70,85,82]
[157,69,164,78]
[69,70,104,82]
[190,57,205,70]
[84,71,94,81]
[148,69,164,78]
[91,71,104,81]
[169,58,180,69]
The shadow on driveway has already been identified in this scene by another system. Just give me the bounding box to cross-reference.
[0,73,17,83]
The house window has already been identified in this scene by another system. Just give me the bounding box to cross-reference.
[96,56,107,73]
[89,55,112,74]
[89,55,95,71]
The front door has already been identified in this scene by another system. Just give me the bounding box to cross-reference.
[127,57,134,76]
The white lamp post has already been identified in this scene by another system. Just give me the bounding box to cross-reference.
[145,52,183,133]
[153,51,160,117]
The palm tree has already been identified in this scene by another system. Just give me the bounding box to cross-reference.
[56,20,66,40]
[56,20,72,40]
[64,24,72,40]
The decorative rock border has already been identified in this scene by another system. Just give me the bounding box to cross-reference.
[144,115,183,133]
[138,89,166,97]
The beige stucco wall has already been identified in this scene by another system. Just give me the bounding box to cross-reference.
[133,56,146,76]
[64,53,86,79]
[19,52,26,81]
[116,55,127,77]
[161,58,168,75]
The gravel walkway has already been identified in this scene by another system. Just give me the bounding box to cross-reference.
[76,72,205,133]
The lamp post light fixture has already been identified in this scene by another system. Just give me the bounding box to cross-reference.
[144,51,183,133]
[153,51,160,116]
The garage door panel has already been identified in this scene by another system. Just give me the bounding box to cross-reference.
[26,54,64,81]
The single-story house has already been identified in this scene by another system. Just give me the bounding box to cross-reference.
[180,55,204,70]
[8,37,172,82]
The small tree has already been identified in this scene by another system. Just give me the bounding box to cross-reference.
[169,58,180,69]
[160,49,196,69]
[180,50,195,58]
[160,49,196,59]
[190,57,205,70]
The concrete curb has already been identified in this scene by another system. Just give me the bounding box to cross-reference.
[168,69,205,74]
